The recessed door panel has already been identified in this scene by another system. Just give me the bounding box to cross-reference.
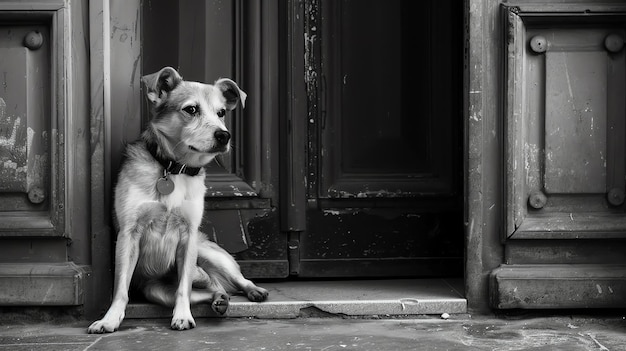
[545,49,607,194]
[320,0,455,198]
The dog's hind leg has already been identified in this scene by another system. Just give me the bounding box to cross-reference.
[142,271,230,316]
[197,238,269,303]
[189,266,230,315]
[88,202,166,334]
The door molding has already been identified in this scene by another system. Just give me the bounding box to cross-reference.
[501,3,626,240]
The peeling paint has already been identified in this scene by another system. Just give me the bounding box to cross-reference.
[0,100,31,192]
[0,115,20,147]
[328,188,423,198]
[524,143,540,188]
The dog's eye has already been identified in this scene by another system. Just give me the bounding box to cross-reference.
[217,109,226,118]
[183,105,199,115]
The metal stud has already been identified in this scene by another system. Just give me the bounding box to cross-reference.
[529,35,547,54]
[528,190,547,209]
[23,31,43,50]
[605,34,624,53]
[28,186,45,204]
[607,188,625,206]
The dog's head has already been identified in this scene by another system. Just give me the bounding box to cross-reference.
[141,67,246,167]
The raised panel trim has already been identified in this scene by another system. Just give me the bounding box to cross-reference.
[327,178,453,199]
[514,214,626,239]
[503,3,626,16]
[0,0,64,11]
[0,214,54,233]
[501,3,626,239]
[0,4,69,237]
[204,173,258,198]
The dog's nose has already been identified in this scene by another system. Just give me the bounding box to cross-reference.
[214,130,231,145]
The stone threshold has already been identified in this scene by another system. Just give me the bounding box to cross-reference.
[126,278,466,319]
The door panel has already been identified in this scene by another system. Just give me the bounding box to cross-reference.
[544,35,608,194]
[297,0,464,278]
[301,208,462,277]
[503,5,626,239]
[320,0,455,198]
[0,24,56,234]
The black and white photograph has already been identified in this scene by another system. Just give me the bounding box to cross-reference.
[0,0,626,350]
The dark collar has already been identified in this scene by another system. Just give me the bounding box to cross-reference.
[146,142,202,176]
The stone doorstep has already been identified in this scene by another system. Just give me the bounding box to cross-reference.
[0,262,89,306]
[125,278,467,319]
[490,264,626,309]
[0,263,465,318]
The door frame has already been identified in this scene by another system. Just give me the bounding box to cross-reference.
[91,0,507,315]
[465,0,504,313]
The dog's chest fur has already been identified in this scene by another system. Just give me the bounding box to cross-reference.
[116,143,208,278]
[161,172,206,211]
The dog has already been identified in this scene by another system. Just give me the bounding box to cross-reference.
[88,67,268,333]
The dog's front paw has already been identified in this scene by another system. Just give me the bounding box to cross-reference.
[211,292,230,315]
[171,303,196,330]
[87,319,120,334]
[170,316,196,330]
[247,286,269,302]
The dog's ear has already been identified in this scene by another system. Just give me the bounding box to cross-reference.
[215,78,247,110]
[142,67,183,106]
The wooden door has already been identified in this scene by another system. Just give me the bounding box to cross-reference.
[141,0,464,279]
[287,0,465,277]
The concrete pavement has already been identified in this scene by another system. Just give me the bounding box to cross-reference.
[1,278,626,350]
[1,312,626,350]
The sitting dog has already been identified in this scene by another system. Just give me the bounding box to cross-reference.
[88,67,268,333]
